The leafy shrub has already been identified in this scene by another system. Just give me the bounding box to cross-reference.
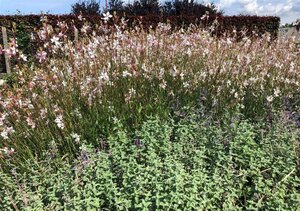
[107,0,220,16]
[0,14,280,50]
[0,114,299,209]
[166,0,221,16]
[121,0,161,16]
[108,0,124,14]
[71,0,101,15]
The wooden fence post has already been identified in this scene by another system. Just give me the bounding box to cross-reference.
[74,27,79,43]
[2,26,11,74]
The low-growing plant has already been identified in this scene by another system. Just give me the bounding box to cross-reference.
[0,114,299,209]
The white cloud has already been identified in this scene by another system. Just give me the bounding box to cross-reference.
[256,0,293,15]
[218,0,259,14]
[219,0,238,8]
[243,1,258,14]
[218,0,300,24]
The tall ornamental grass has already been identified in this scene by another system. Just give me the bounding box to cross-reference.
[0,16,300,168]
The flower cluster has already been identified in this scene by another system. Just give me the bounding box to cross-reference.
[0,18,299,165]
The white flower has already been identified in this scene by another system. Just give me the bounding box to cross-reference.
[183,82,189,88]
[0,147,15,155]
[19,53,27,61]
[55,114,64,129]
[102,12,112,22]
[28,103,34,109]
[234,92,239,99]
[122,70,132,77]
[30,33,35,41]
[38,29,47,40]
[180,73,185,79]
[74,109,82,119]
[129,88,136,96]
[88,49,96,59]
[274,88,280,97]
[51,36,61,47]
[40,109,47,119]
[0,126,15,140]
[40,16,47,22]
[267,96,273,102]
[3,46,17,58]
[36,51,47,63]
[81,24,90,33]
[100,72,110,82]
[62,80,67,87]
[201,13,209,20]
[0,120,4,127]
[1,131,8,139]
[26,117,36,129]
[71,133,80,143]
[0,79,6,86]
[226,38,233,45]
[246,54,251,64]
[171,66,179,77]
[160,80,167,89]
[125,88,136,102]
[6,126,14,134]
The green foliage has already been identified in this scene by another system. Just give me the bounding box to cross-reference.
[108,0,124,13]
[0,72,18,87]
[108,0,221,16]
[1,114,299,209]
[0,14,280,44]
[71,0,101,15]
[14,21,33,56]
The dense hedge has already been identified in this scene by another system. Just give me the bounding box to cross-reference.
[0,14,279,72]
[0,14,280,40]
[209,15,280,38]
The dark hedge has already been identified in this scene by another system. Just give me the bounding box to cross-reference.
[0,14,280,61]
[0,13,280,38]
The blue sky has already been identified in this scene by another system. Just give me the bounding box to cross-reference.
[0,0,299,24]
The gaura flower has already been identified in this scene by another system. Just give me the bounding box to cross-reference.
[55,114,65,129]
[0,79,6,86]
[102,12,112,22]
[36,51,47,63]
[71,133,80,143]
